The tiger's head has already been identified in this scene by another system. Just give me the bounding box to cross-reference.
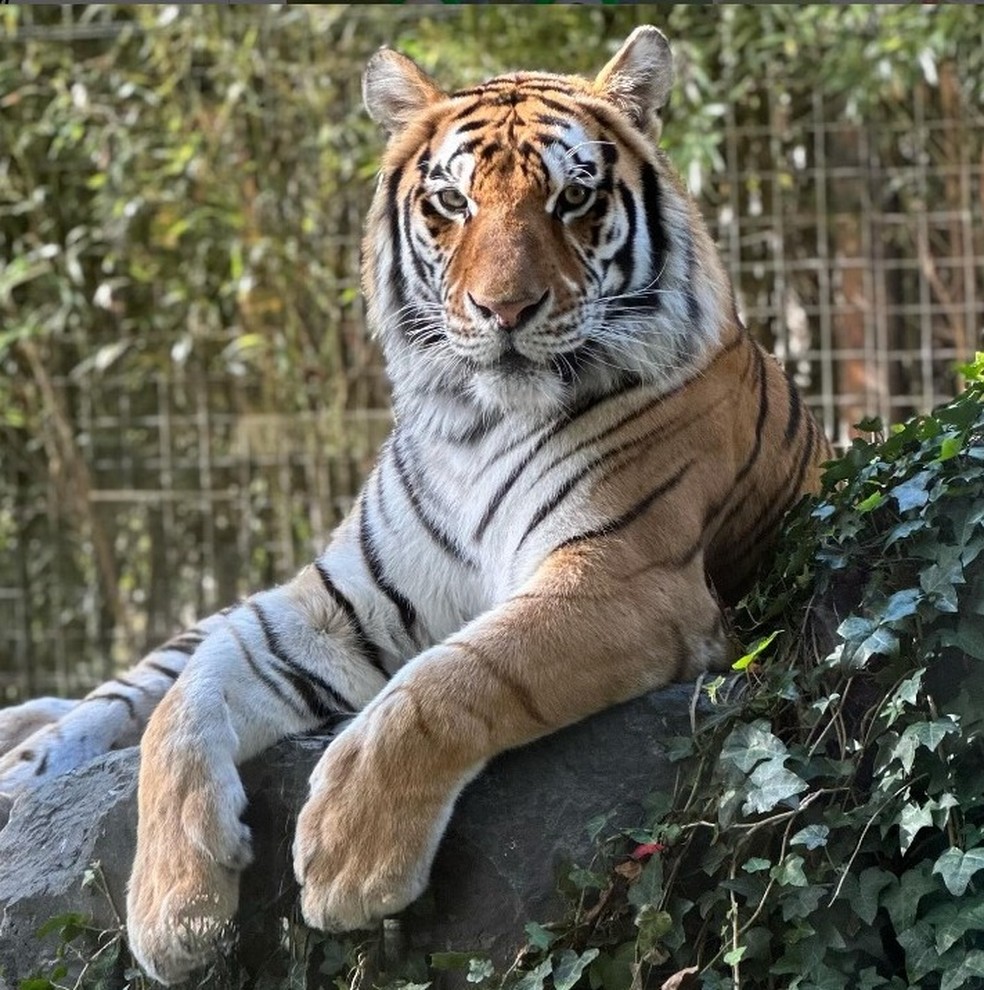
[361,27,734,421]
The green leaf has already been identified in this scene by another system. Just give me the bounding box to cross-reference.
[524,922,557,951]
[514,959,553,990]
[892,471,933,512]
[743,857,772,873]
[937,434,963,462]
[430,952,484,972]
[933,847,984,896]
[634,904,672,955]
[881,587,923,623]
[722,946,747,966]
[732,630,782,670]
[627,856,663,909]
[569,865,604,891]
[941,951,984,990]
[720,720,788,773]
[924,897,984,954]
[790,824,829,850]
[742,760,807,815]
[467,959,496,984]
[898,801,935,854]
[853,867,896,925]
[552,949,599,990]
[896,921,939,981]
[770,854,808,887]
[856,491,885,512]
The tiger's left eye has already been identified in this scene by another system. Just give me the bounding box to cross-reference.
[436,188,468,213]
[558,184,593,211]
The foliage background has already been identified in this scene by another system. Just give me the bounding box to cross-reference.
[0,4,982,699]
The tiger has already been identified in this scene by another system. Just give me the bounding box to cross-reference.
[0,26,828,984]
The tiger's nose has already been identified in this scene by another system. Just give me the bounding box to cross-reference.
[467,291,547,330]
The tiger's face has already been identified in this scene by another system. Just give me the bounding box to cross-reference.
[362,28,732,419]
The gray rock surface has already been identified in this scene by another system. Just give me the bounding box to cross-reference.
[0,684,699,986]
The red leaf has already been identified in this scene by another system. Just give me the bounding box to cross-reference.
[630,841,666,860]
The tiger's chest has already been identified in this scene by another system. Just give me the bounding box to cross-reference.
[373,386,687,643]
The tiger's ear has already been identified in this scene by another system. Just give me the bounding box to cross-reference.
[593,26,674,133]
[363,48,447,136]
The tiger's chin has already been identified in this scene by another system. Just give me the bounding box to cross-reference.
[468,361,573,419]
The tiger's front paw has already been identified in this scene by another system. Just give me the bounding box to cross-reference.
[126,747,252,984]
[292,718,458,932]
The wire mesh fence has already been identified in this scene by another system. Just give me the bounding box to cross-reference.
[1,6,982,702]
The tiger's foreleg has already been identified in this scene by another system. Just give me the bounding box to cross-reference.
[125,564,391,985]
[0,621,220,816]
[293,544,730,933]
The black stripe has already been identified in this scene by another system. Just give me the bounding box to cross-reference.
[449,640,549,727]
[684,234,701,326]
[84,692,136,720]
[453,118,487,133]
[245,600,354,716]
[226,619,309,719]
[556,458,695,551]
[535,337,745,490]
[164,640,199,657]
[700,345,771,547]
[359,492,417,638]
[735,345,769,487]
[784,369,804,444]
[403,194,432,293]
[473,387,637,542]
[313,561,389,679]
[386,165,408,312]
[115,676,152,696]
[518,417,689,550]
[640,162,666,291]
[446,413,501,445]
[731,415,819,567]
[610,179,636,287]
[392,437,478,569]
[146,661,181,680]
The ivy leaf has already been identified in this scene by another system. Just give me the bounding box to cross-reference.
[635,905,672,955]
[769,854,808,887]
[892,471,933,512]
[881,587,923,624]
[743,857,771,873]
[742,759,807,815]
[790,824,829,850]
[924,898,984,954]
[940,950,984,990]
[467,959,496,984]
[524,922,557,952]
[853,867,897,925]
[933,847,984,897]
[513,959,553,990]
[628,856,664,908]
[552,949,599,990]
[720,720,788,773]
[732,630,781,670]
[884,863,939,930]
[896,921,940,981]
[898,801,935,854]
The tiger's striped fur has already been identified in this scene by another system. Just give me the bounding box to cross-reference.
[0,28,828,983]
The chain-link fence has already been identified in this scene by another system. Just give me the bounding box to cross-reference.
[1,6,982,702]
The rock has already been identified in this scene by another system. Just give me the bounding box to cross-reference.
[0,684,699,986]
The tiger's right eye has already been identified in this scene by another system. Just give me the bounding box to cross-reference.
[436,188,468,214]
